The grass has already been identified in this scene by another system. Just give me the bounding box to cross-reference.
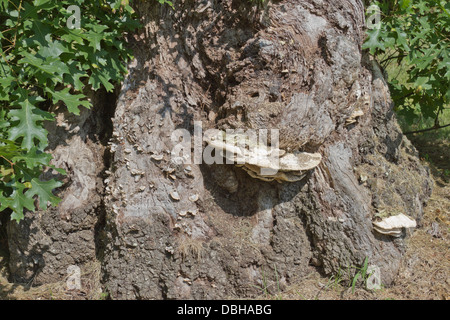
[326,267,345,290]
[177,236,205,261]
[252,265,284,300]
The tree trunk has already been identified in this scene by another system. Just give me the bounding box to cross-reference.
[7,0,432,299]
[6,89,115,289]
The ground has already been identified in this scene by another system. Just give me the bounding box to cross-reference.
[0,132,448,300]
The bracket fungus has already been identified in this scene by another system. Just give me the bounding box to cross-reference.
[372,213,417,237]
[345,109,364,126]
[204,129,322,183]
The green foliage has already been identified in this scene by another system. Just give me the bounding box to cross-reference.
[351,257,371,294]
[326,267,345,290]
[0,0,139,222]
[156,0,173,8]
[323,257,378,294]
[363,0,450,126]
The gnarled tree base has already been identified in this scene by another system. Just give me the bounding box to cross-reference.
[6,0,432,299]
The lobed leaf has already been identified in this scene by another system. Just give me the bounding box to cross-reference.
[25,178,63,210]
[8,95,51,150]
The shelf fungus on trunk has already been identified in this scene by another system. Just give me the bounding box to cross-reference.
[372,213,417,237]
[203,129,322,183]
[345,109,364,126]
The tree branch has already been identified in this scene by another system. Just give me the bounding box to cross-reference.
[381,54,407,65]
[403,123,450,135]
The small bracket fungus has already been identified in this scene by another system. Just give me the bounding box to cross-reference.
[189,194,199,202]
[151,154,164,161]
[170,191,181,201]
[372,213,417,237]
[204,129,322,183]
[345,109,364,126]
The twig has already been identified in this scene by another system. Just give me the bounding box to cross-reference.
[381,54,407,65]
[393,91,414,101]
[0,155,15,173]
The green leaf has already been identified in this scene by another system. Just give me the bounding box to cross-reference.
[399,0,411,10]
[0,0,139,221]
[18,51,63,82]
[0,0,8,11]
[444,88,450,103]
[33,0,52,6]
[61,30,85,45]
[363,28,385,54]
[0,138,22,159]
[38,35,69,58]
[398,106,419,124]
[84,30,105,52]
[12,147,52,168]
[25,178,62,210]
[414,76,432,90]
[0,109,10,130]
[0,75,17,101]
[64,61,89,91]
[8,95,51,150]
[395,30,410,51]
[89,70,115,92]
[48,164,67,175]
[46,87,91,115]
[6,182,36,222]
[20,0,58,21]
[22,20,52,47]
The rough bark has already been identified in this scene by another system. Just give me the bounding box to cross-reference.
[6,0,432,299]
[6,90,115,285]
[101,0,432,298]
